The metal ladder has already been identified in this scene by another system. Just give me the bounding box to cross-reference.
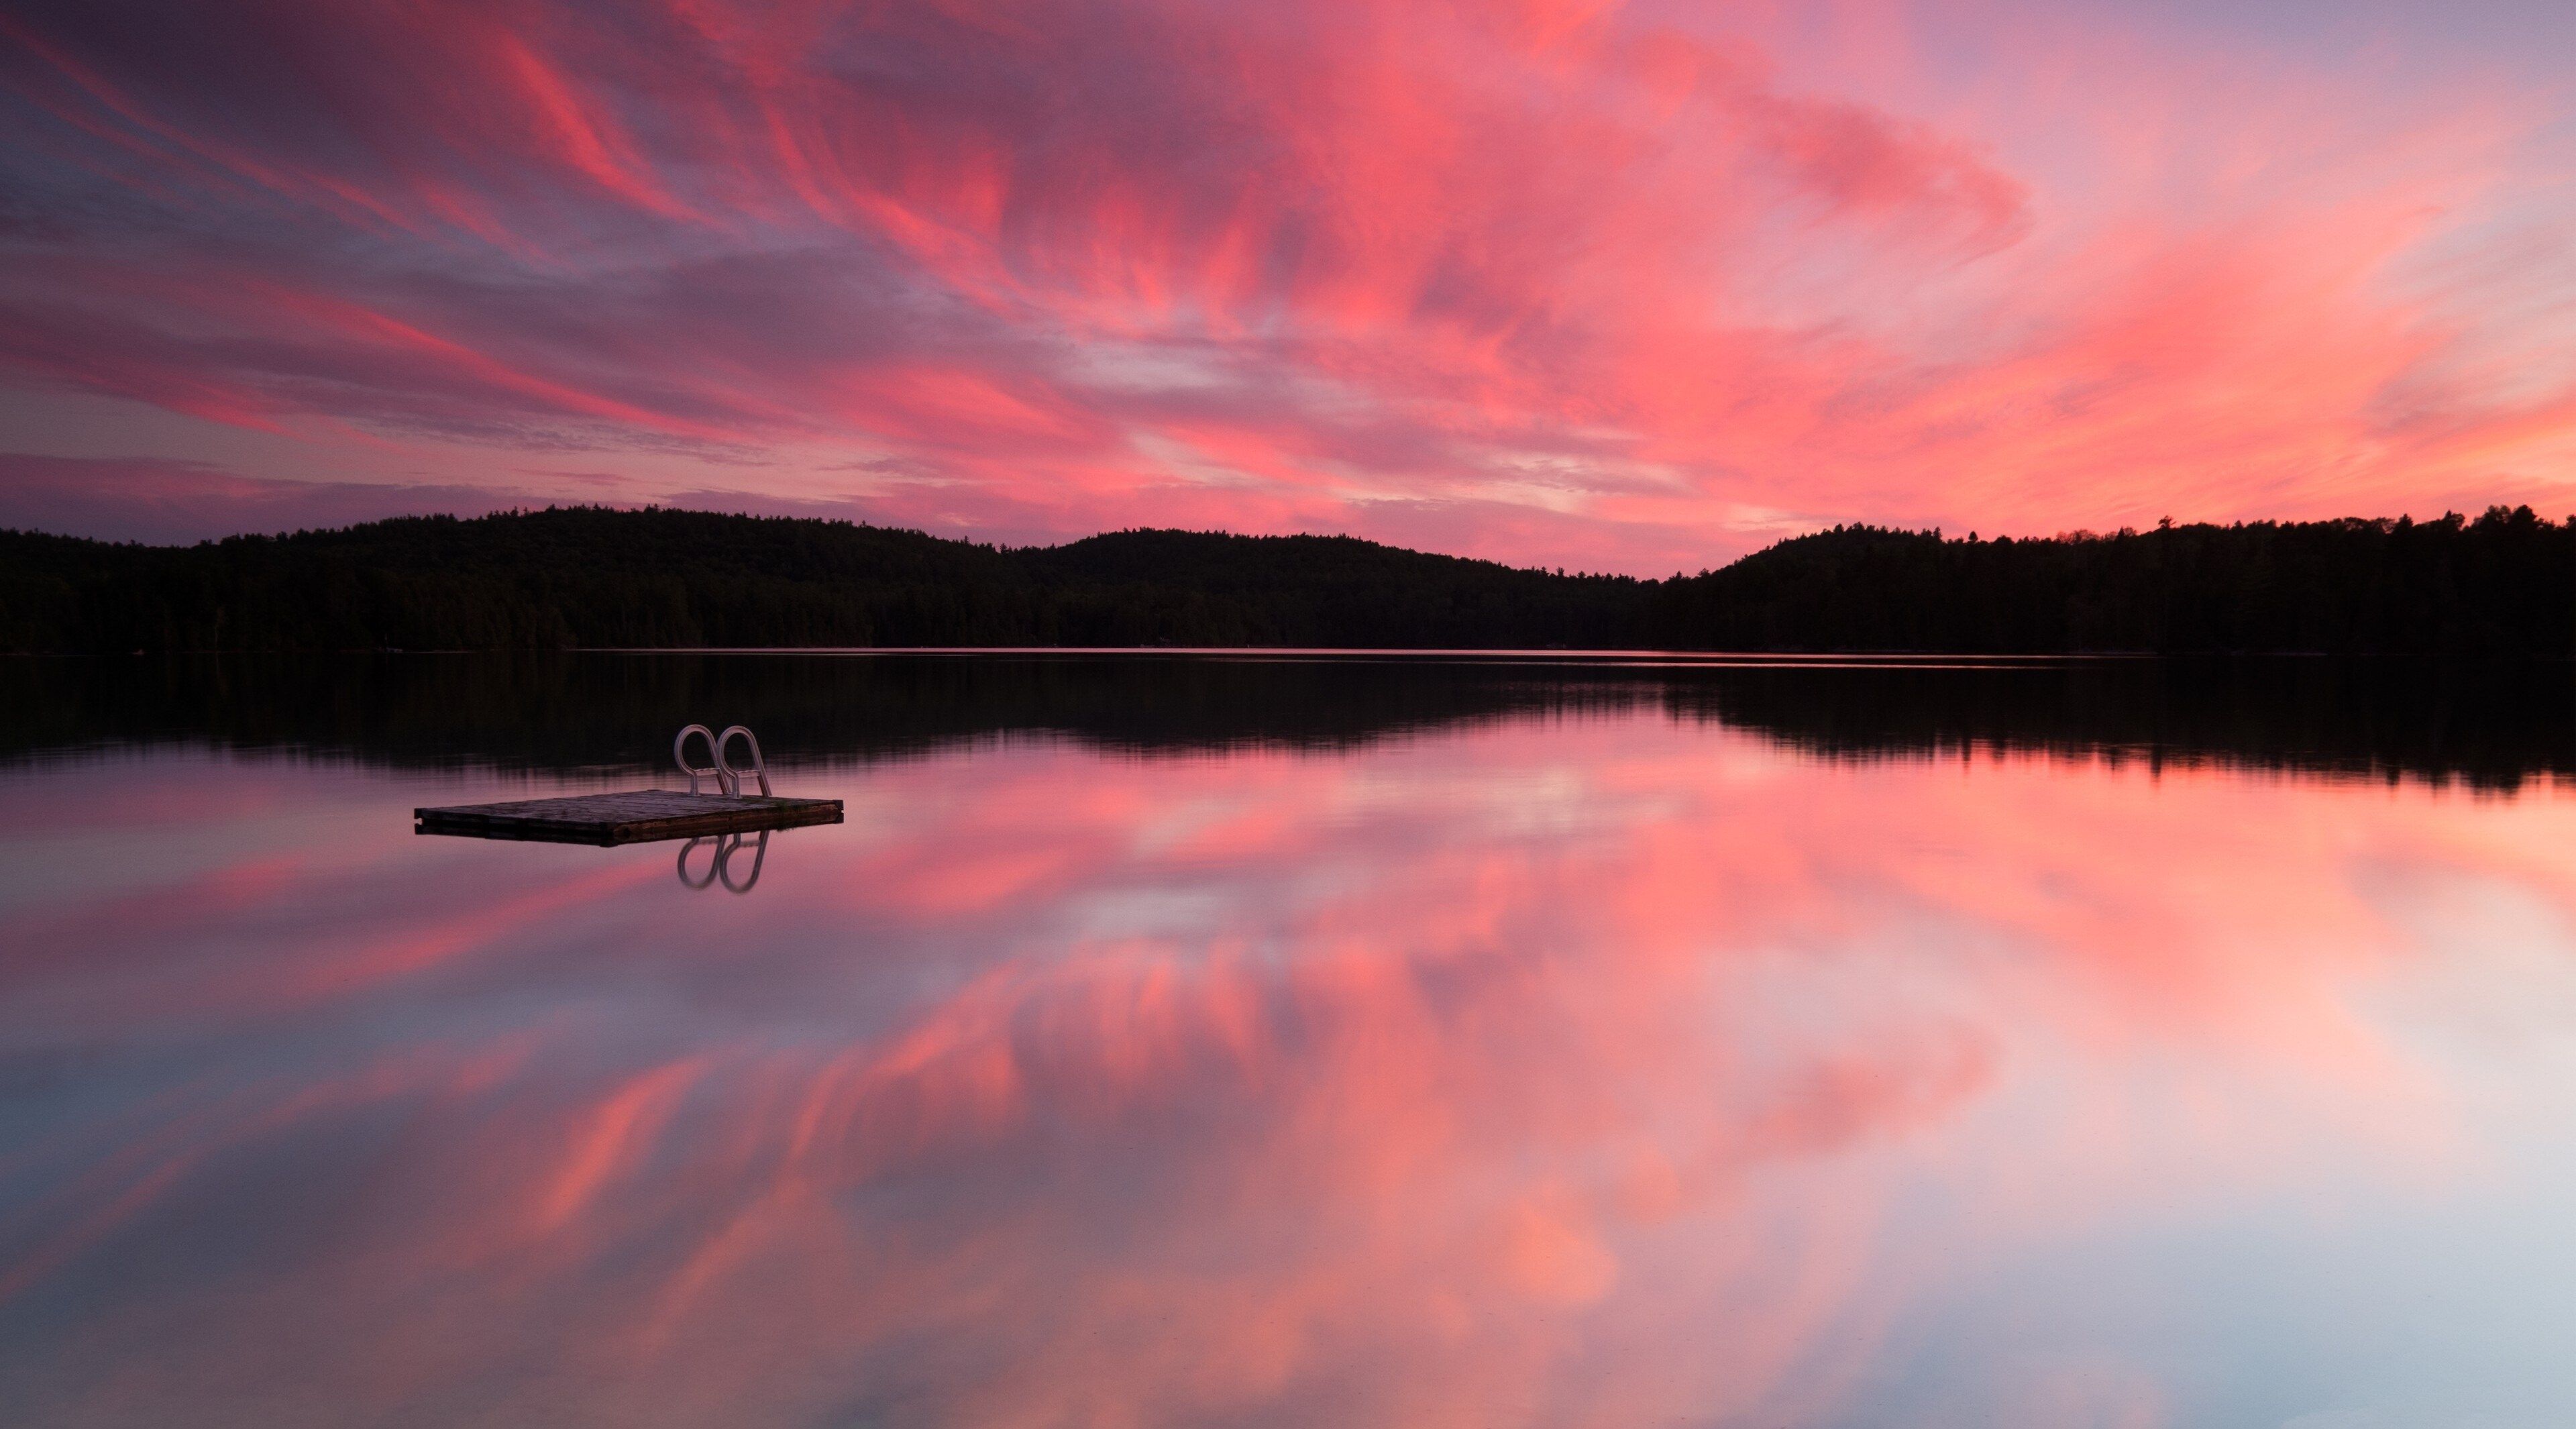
[673,724,773,797]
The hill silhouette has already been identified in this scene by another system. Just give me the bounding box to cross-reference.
[0,508,1642,652]
[1648,510,2576,655]
[2,504,2569,654]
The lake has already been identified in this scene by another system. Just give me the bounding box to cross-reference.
[5,653,2576,1428]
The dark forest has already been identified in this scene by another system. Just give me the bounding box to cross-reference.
[4,504,2569,654]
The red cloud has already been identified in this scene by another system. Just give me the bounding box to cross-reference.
[0,0,2569,567]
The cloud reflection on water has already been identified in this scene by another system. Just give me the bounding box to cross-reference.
[3,708,2576,1426]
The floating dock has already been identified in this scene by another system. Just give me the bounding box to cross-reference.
[414,790,843,846]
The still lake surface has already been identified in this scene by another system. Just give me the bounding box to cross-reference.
[5,653,2576,1428]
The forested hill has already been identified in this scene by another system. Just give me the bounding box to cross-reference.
[3,504,2570,653]
[1644,509,2576,655]
[0,508,1643,652]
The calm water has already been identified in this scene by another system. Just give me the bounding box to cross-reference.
[6,654,2576,1428]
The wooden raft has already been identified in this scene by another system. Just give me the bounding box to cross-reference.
[414,790,843,846]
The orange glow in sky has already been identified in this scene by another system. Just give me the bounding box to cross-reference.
[3,0,2576,568]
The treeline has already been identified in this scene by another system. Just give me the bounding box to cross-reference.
[1647,508,2576,655]
[0,508,1642,653]
[2,504,2571,653]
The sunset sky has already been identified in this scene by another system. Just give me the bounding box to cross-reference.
[4,0,2574,572]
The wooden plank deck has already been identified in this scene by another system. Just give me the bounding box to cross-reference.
[414,790,843,846]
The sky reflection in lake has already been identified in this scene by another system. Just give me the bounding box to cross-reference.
[5,659,2576,1428]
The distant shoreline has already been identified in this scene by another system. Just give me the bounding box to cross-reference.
[6,505,2569,656]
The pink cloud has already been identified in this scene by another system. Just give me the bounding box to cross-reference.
[0,0,2571,568]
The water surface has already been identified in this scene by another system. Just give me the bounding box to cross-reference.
[5,654,2575,1428]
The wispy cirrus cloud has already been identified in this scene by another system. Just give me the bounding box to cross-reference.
[1,0,2571,568]
[0,454,536,543]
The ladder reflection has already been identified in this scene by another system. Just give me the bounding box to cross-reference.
[676,829,769,894]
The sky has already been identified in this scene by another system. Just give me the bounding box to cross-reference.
[3,0,2574,572]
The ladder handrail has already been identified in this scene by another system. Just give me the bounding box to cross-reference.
[676,723,774,798]
[674,724,723,795]
[716,725,772,796]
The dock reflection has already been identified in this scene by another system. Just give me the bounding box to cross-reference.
[675,830,767,893]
